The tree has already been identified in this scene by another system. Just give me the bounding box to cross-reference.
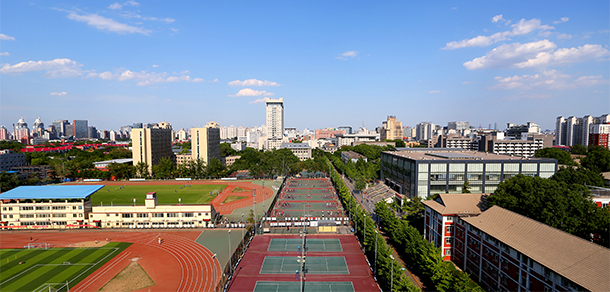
[395,139,406,147]
[134,161,149,178]
[552,167,604,187]
[0,172,20,192]
[570,144,587,155]
[354,177,366,191]
[580,145,610,173]
[488,174,610,247]
[152,157,176,178]
[462,180,471,193]
[534,147,577,166]
[206,157,226,178]
[220,143,237,157]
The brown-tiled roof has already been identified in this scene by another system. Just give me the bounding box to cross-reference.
[423,193,488,216]
[462,206,610,292]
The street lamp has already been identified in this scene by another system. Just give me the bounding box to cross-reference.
[212,253,218,292]
[390,255,394,292]
[228,230,231,269]
[374,229,378,276]
[241,214,244,239]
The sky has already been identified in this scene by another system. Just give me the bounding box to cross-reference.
[1,1,608,132]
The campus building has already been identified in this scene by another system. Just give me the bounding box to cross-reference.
[190,121,221,165]
[380,149,557,199]
[0,185,102,229]
[88,192,215,228]
[265,98,284,150]
[341,151,367,164]
[131,125,174,174]
[280,143,312,161]
[423,193,488,261]
[453,206,610,292]
[0,149,26,171]
[588,123,610,149]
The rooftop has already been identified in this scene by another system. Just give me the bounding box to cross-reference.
[423,193,489,216]
[280,143,311,149]
[0,185,104,200]
[384,149,556,162]
[462,206,610,292]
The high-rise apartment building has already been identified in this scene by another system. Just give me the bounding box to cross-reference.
[265,98,284,149]
[190,121,221,165]
[0,126,10,140]
[132,124,174,174]
[380,116,403,141]
[416,122,435,142]
[556,114,609,147]
[14,117,30,144]
[505,122,540,138]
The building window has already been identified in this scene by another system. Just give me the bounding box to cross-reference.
[122,213,133,218]
[445,249,451,256]
[138,213,148,218]
[167,213,178,218]
[446,226,452,234]
[153,213,164,218]
[446,237,452,245]
[183,213,194,217]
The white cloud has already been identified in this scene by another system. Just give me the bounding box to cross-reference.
[492,15,503,23]
[66,12,151,35]
[0,33,15,41]
[514,44,609,69]
[229,88,274,97]
[87,69,204,86]
[462,81,475,84]
[0,52,9,56]
[0,58,83,77]
[152,64,159,68]
[554,17,569,24]
[490,70,606,90]
[50,91,67,96]
[463,40,557,70]
[228,79,281,87]
[336,51,359,60]
[443,18,554,49]
[108,3,122,10]
[249,98,270,104]
[428,90,441,94]
[125,0,139,6]
[556,33,574,40]
[210,78,218,83]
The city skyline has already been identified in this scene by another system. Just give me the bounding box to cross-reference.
[1,1,608,131]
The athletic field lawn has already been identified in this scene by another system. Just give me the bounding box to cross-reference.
[90,184,227,206]
[0,242,131,292]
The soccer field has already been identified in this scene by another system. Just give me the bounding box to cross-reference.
[90,184,227,206]
[0,242,131,292]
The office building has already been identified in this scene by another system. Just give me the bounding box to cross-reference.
[380,149,557,199]
[190,121,221,165]
[380,116,403,141]
[478,133,553,157]
[52,120,69,136]
[505,122,540,138]
[315,128,345,139]
[32,117,44,137]
[337,126,352,135]
[265,98,284,149]
[448,121,470,131]
[132,124,174,174]
[72,120,88,139]
[13,117,30,144]
[0,149,26,171]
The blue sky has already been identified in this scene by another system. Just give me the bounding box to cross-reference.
[1,1,608,132]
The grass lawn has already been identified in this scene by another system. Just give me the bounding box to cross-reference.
[223,195,248,204]
[91,184,226,206]
[0,242,131,292]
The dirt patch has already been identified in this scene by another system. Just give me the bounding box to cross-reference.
[99,260,155,292]
[222,195,248,204]
[72,240,108,248]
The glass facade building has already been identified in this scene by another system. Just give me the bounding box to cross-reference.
[380,149,557,199]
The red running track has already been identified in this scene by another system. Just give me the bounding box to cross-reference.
[0,230,221,292]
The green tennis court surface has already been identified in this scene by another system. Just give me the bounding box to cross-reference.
[254,281,355,292]
[260,256,349,274]
[0,242,131,292]
[268,239,342,252]
[281,194,337,201]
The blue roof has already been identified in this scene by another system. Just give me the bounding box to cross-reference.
[0,185,104,200]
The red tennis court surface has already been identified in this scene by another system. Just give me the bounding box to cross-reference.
[226,234,379,292]
[0,229,220,292]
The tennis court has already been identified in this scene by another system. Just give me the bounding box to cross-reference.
[268,238,342,252]
[253,281,355,292]
[283,188,334,195]
[260,256,349,274]
[276,202,339,210]
[280,193,337,201]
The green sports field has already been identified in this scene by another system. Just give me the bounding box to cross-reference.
[260,256,349,274]
[0,242,131,292]
[90,184,226,206]
[254,281,355,292]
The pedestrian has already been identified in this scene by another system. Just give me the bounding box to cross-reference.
[30,236,32,241]
[158,237,162,245]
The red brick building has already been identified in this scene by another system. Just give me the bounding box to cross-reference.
[588,123,610,149]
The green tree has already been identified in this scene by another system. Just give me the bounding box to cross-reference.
[570,144,587,155]
[0,172,20,192]
[206,157,226,178]
[395,139,406,147]
[220,143,237,157]
[534,147,577,166]
[462,180,471,193]
[134,161,149,178]
[552,167,604,187]
[580,145,610,173]
[152,157,176,178]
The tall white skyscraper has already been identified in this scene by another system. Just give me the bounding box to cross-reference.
[265,98,284,149]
